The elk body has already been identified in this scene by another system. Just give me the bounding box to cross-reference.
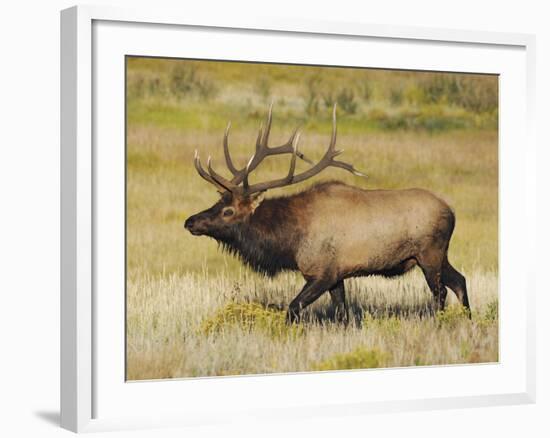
[184,106,470,324]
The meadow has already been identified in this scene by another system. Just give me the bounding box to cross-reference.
[126,57,498,380]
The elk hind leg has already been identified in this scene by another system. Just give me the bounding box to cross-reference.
[329,280,349,325]
[442,258,471,317]
[417,251,447,313]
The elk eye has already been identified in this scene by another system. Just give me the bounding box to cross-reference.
[222,207,235,217]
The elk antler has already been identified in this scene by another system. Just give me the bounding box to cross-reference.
[194,104,367,195]
[194,150,239,192]
[222,102,314,186]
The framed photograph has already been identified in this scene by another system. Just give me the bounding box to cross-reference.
[61,5,536,433]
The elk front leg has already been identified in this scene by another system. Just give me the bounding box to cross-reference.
[286,278,333,324]
[329,280,349,325]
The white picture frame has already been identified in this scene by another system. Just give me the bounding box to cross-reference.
[60,4,536,433]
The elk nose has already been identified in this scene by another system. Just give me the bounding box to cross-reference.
[184,217,195,230]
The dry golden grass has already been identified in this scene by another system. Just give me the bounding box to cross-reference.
[127,127,497,277]
[126,58,498,380]
[126,269,498,379]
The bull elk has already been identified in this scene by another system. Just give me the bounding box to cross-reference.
[184,105,470,324]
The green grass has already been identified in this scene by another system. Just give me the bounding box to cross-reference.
[125,57,499,380]
[127,57,498,134]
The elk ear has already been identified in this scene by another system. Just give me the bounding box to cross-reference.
[249,192,265,213]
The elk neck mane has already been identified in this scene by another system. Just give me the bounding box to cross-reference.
[212,183,336,276]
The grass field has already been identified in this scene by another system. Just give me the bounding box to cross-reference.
[126,57,499,380]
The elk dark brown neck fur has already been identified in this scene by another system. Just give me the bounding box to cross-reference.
[215,191,307,277]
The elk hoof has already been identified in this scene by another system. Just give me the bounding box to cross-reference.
[286,308,300,325]
[335,314,350,327]
[333,306,349,326]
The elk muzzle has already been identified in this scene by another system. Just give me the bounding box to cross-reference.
[184,214,207,236]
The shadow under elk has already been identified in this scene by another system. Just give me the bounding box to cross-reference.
[184,105,470,324]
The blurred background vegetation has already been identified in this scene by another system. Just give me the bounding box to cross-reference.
[127,57,498,134]
[126,57,498,277]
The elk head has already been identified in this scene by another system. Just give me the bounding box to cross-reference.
[184,104,366,238]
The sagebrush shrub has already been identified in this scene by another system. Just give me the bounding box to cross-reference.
[200,302,302,339]
[313,347,386,371]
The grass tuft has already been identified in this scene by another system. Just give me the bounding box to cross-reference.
[200,302,302,339]
[436,305,471,327]
[313,347,387,371]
